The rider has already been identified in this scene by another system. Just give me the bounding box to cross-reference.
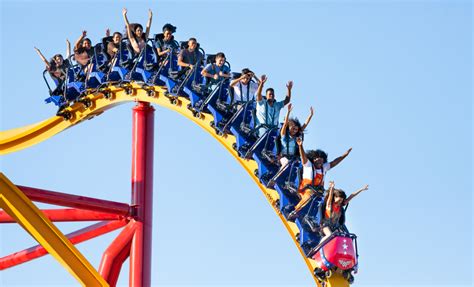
[276,104,314,167]
[122,8,153,54]
[255,75,292,137]
[287,138,352,221]
[155,23,179,66]
[176,38,203,80]
[319,181,369,242]
[201,52,231,91]
[229,68,260,105]
[34,40,71,94]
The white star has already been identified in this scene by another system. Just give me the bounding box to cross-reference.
[344,251,347,255]
[342,243,348,250]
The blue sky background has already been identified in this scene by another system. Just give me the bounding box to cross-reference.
[0,0,472,286]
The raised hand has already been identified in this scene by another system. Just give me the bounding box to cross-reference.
[309,106,314,116]
[287,103,293,113]
[82,30,87,37]
[122,8,127,16]
[106,28,110,37]
[34,46,40,51]
[362,184,369,191]
[260,74,267,84]
[296,137,303,146]
[148,9,153,17]
[286,80,293,90]
[329,181,335,188]
[345,147,353,156]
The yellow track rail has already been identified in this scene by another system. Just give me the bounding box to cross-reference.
[0,83,349,286]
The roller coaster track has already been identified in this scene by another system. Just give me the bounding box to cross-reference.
[0,83,350,286]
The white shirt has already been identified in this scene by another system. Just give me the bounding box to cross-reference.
[302,161,331,184]
[233,81,258,103]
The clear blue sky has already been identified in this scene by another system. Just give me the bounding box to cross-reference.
[0,1,472,286]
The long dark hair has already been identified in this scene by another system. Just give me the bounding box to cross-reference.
[129,23,146,41]
[286,117,303,138]
[48,54,63,70]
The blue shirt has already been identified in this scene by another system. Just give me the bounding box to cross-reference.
[281,134,297,156]
[255,99,285,136]
[203,63,230,86]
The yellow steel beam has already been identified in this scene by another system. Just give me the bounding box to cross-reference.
[0,173,108,286]
[0,83,348,286]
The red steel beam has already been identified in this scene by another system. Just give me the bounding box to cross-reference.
[130,102,154,287]
[99,220,138,286]
[0,208,123,223]
[16,185,130,216]
[0,220,127,270]
[130,221,144,287]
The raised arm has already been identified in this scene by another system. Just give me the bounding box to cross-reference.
[280,103,293,137]
[229,75,243,87]
[255,74,267,102]
[344,184,369,205]
[122,8,140,53]
[329,148,352,169]
[296,137,308,165]
[74,31,87,51]
[326,181,335,211]
[301,106,314,132]
[145,9,153,39]
[283,80,293,105]
[66,39,71,59]
[34,47,50,68]
[122,8,134,42]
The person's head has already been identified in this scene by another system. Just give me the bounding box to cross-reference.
[287,118,302,137]
[265,88,275,101]
[241,68,254,84]
[307,149,328,169]
[187,38,197,51]
[215,52,226,67]
[112,32,122,44]
[162,23,176,41]
[130,23,144,40]
[333,189,347,205]
[50,54,64,68]
[82,38,92,49]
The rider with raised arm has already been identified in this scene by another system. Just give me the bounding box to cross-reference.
[319,182,369,242]
[34,40,71,90]
[229,68,260,105]
[74,30,93,69]
[277,104,314,167]
[287,138,352,221]
[255,75,292,137]
[122,8,153,54]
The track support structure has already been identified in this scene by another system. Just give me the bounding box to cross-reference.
[130,101,155,287]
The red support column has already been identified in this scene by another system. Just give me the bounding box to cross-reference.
[130,102,154,287]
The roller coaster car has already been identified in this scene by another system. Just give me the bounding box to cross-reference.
[311,232,358,284]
